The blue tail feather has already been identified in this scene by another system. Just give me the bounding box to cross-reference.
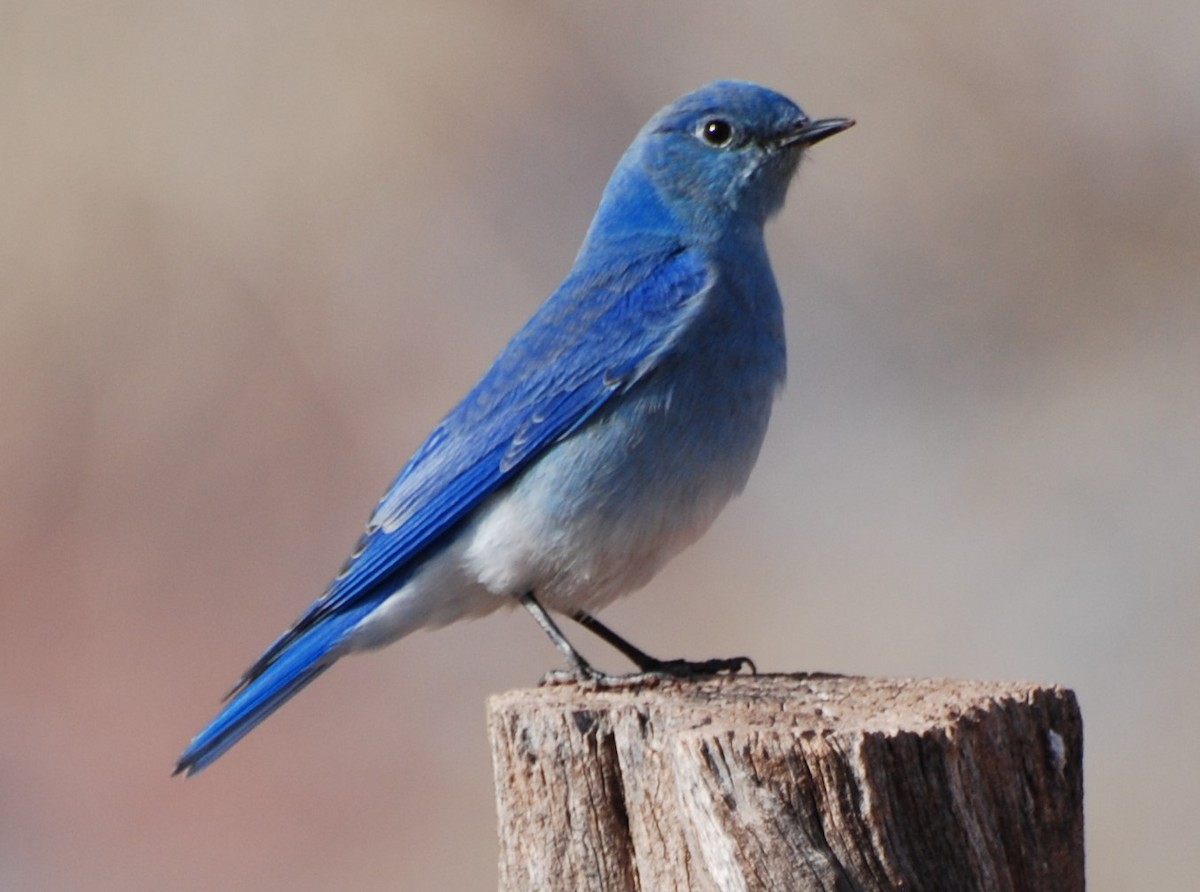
[175,604,373,776]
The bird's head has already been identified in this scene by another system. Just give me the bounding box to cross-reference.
[600,81,852,242]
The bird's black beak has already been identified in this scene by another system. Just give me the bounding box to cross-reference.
[777,116,855,149]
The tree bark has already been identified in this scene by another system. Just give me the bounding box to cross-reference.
[489,674,1083,892]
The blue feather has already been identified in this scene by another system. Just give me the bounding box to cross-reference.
[175,242,707,774]
[175,602,377,775]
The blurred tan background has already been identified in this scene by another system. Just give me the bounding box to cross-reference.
[3,2,1197,889]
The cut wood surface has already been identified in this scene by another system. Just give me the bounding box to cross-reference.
[489,674,1083,892]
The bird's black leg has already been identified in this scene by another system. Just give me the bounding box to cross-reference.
[520,593,756,685]
[519,592,607,684]
[570,609,756,677]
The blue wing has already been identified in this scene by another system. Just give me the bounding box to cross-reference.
[175,239,709,774]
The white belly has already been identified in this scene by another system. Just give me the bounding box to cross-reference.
[346,266,785,651]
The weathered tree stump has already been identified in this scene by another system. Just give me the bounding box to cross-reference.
[488,674,1082,892]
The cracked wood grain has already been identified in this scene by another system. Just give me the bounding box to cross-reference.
[489,675,1083,892]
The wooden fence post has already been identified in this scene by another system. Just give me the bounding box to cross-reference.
[488,674,1083,891]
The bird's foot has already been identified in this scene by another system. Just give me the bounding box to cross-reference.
[538,654,756,688]
[634,654,757,678]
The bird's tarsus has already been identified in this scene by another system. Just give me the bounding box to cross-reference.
[568,608,757,680]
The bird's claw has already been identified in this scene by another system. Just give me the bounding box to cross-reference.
[538,654,756,688]
[639,654,757,677]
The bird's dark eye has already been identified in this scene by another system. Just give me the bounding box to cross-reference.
[699,118,734,147]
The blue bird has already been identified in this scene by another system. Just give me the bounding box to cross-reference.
[175,80,852,776]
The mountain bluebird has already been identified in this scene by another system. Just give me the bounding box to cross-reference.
[175,80,852,775]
